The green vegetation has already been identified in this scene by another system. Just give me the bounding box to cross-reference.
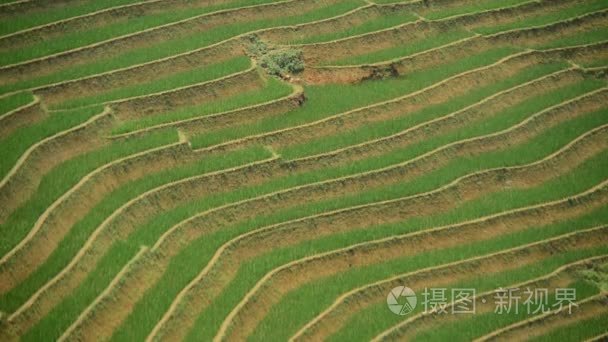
[419,0,532,20]
[337,254,605,341]
[190,154,608,340]
[0,106,102,179]
[278,61,569,159]
[0,0,283,62]
[0,0,364,90]
[191,47,521,148]
[0,0,153,35]
[290,9,418,44]
[260,48,305,76]
[111,75,293,135]
[327,29,473,66]
[246,35,305,76]
[19,146,273,341]
[0,91,34,116]
[580,262,608,292]
[0,129,178,255]
[532,311,608,342]
[473,0,608,35]
[117,98,607,340]
[52,56,252,110]
[1,0,606,341]
[533,27,608,49]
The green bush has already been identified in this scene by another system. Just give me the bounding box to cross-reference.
[246,34,269,56]
[246,35,304,76]
[581,263,608,291]
[260,49,305,76]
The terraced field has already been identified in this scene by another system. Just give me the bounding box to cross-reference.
[0,0,607,340]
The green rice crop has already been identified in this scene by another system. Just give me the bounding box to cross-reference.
[241,151,608,339]
[579,57,608,68]
[473,0,608,35]
[112,100,607,340]
[52,56,252,110]
[190,47,521,148]
[387,261,608,341]
[0,129,178,256]
[532,27,608,50]
[0,0,364,93]
[419,0,532,20]
[2,2,607,340]
[327,29,474,66]
[7,146,273,341]
[0,106,102,179]
[290,9,418,44]
[111,75,293,135]
[277,61,568,159]
[8,57,600,340]
[330,250,605,341]
[0,0,148,35]
[0,0,283,60]
[531,312,608,341]
[189,154,608,340]
[0,91,34,116]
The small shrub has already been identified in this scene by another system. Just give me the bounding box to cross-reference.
[260,49,305,76]
[580,264,608,291]
[246,35,304,77]
[246,34,269,56]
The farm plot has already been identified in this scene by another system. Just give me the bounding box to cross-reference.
[0,0,607,341]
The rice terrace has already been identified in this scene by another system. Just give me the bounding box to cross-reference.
[1,0,608,340]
